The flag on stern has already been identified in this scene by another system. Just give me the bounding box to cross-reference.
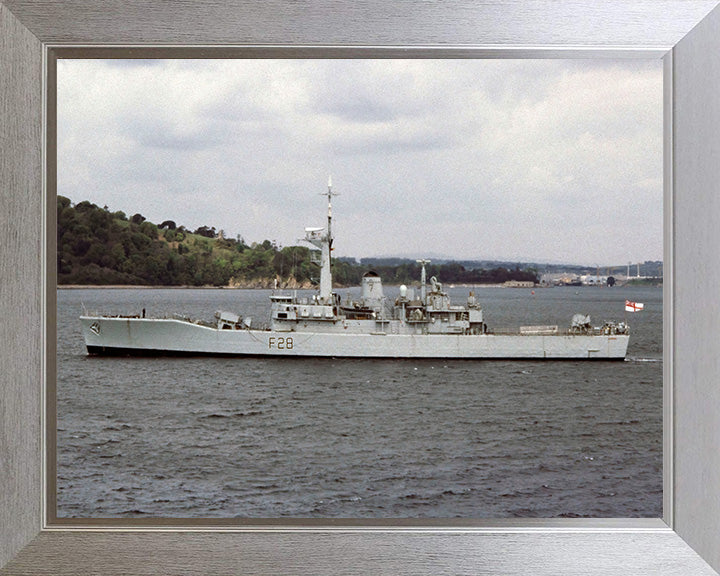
[625,300,644,312]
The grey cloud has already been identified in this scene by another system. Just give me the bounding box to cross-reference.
[308,60,436,121]
[318,96,402,124]
[101,59,165,69]
[331,129,460,156]
[124,117,224,151]
[58,58,663,264]
[197,90,272,125]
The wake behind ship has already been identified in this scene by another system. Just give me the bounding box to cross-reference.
[80,179,630,360]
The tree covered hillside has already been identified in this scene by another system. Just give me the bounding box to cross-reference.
[57,196,318,286]
[56,196,539,287]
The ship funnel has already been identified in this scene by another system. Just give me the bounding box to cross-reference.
[361,271,384,303]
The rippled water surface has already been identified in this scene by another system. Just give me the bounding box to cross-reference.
[57,285,662,518]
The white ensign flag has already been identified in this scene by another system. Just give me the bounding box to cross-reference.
[625,300,644,312]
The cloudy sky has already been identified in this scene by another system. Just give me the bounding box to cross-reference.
[57,58,663,265]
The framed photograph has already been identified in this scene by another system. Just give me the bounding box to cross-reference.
[51,56,665,525]
[2,1,720,574]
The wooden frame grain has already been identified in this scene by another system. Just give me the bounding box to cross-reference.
[2,1,720,574]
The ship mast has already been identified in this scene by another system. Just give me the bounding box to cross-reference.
[305,176,338,304]
[325,175,336,252]
[417,259,430,304]
[320,176,338,303]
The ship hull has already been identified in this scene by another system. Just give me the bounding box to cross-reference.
[80,316,629,360]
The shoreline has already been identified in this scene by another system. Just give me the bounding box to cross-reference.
[58,283,540,290]
[58,285,242,290]
[57,282,658,290]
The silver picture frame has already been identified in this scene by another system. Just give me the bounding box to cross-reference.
[2,1,720,574]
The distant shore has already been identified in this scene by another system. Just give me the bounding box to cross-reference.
[57,282,659,291]
[58,285,232,290]
[57,283,541,290]
[57,284,299,290]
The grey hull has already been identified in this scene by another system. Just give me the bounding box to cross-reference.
[80,316,630,360]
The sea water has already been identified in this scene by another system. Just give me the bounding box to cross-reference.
[56,285,662,518]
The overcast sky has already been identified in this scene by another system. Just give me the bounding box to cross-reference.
[57,58,663,266]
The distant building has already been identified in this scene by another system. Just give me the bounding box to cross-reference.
[504,280,536,288]
[581,275,608,286]
[540,273,582,286]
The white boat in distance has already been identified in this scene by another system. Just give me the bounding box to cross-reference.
[80,179,630,360]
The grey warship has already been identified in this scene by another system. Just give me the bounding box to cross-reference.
[81,179,630,359]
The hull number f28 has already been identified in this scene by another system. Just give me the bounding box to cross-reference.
[268,337,294,350]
